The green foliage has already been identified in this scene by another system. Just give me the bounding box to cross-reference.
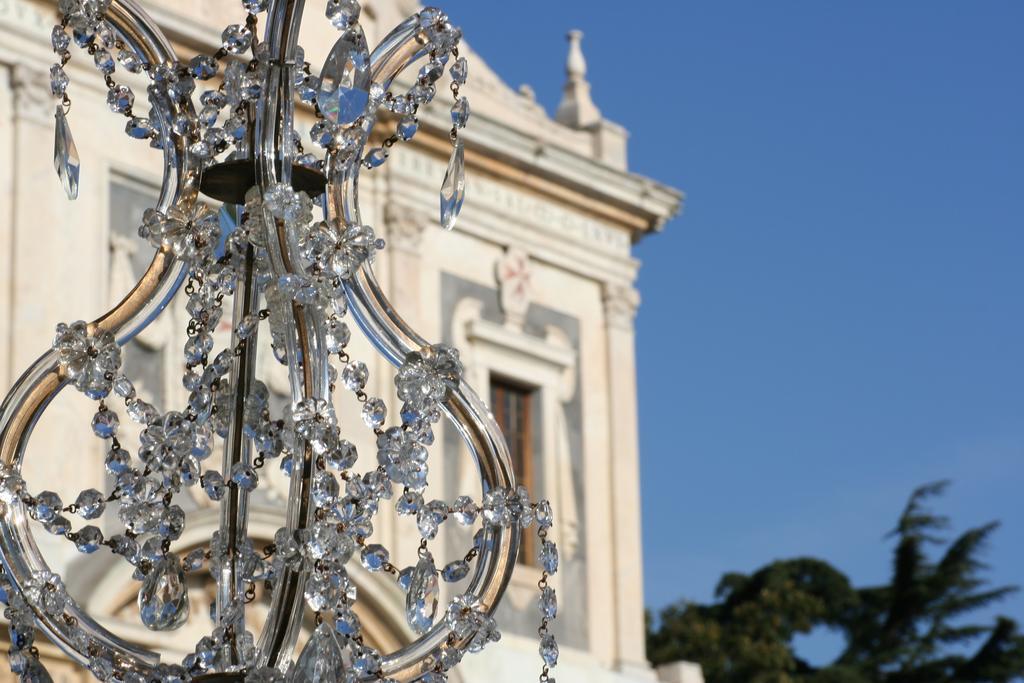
[647,482,1024,682]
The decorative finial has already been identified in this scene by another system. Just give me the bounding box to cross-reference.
[565,29,587,80]
[555,29,601,129]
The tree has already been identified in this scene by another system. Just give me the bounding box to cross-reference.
[647,482,1024,682]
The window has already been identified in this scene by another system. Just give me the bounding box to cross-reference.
[490,377,536,564]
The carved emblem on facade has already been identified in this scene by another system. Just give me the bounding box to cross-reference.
[496,247,532,330]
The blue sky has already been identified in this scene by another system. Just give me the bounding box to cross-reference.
[440,0,1024,663]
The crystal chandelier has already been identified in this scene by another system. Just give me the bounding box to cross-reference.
[0,0,561,680]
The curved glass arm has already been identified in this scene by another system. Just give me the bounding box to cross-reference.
[327,15,520,682]
[0,0,195,673]
[0,6,520,681]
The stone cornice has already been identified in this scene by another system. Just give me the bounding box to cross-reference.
[101,0,683,239]
[386,144,643,285]
[465,318,576,371]
[1,0,683,242]
[412,103,683,241]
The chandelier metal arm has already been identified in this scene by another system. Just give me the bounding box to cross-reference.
[216,240,260,667]
[252,0,328,671]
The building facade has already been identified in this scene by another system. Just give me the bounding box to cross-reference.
[0,0,681,681]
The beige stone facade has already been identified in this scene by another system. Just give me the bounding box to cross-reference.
[0,0,681,681]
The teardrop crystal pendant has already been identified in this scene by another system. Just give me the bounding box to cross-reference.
[291,622,347,683]
[137,555,189,631]
[316,25,371,125]
[53,105,80,200]
[439,138,465,231]
[406,552,439,634]
[21,659,53,683]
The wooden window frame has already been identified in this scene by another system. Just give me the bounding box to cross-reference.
[489,375,537,565]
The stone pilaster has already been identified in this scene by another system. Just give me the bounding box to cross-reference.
[603,282,640,332]
[601,280,652,676]
[0,67,14,390]
[6,63,79,568]
[10,63,52,125]
[8,60,54,334]
[380,199,429,570]
[9,63,60,375]
[382,201,428,334]
[384,201,428,255]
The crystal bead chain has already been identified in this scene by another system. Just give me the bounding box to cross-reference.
[49,19,73,114]
[536,519,560,683]
[2,0,549,679]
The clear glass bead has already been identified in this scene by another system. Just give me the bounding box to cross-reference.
[51,25,70,52]
[44,515,71,535]
[49,65,68,96]
[451,495,477,525]
[539,585,557,619]
[361,398,386,429]
[325,439,357,470]
[105,446,131,474]
[342,361,368,390]
[92,408,120,438]
[360,544,389,572]
[32,491,62,523]
[450,56,468,85]
[396,491,422,516]
[75,525,103,553]
[416,500,448,540]
[117,48,143,73]
[221,24,253,54]
[539,633,559,666]
[230,462,258,491]
[450,97,470,128]
[74,489,105,519]
[107,85,134,113]
[201,471,226,501]
[311,470,339,506]
[112,376,136,398]
[441,560,469,583]
[189,55,218,80]
[325,0,360,28]
[93,48,115,74]
[364,147,387,168]
[397,115,418,141]
[242,0,268,13]
[539,540,559,574]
